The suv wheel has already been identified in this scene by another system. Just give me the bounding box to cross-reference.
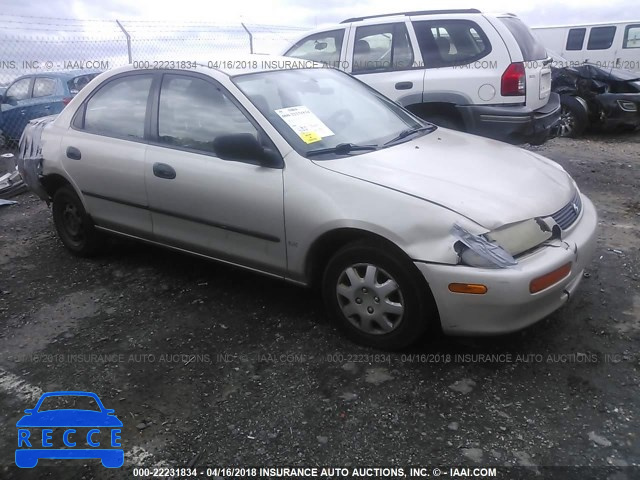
[558,96,588,138]
[52,185,103,256]
[322,241,434,350]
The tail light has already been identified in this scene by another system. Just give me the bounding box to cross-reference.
[501,62,526,96]
[62,97,73,106]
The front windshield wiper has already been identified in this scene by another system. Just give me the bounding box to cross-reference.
[306,143,378,157]
[383,125,436,146]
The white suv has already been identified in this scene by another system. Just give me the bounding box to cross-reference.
[283,9,561,144]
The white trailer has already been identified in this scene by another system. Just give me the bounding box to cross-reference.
[532,21,640,72]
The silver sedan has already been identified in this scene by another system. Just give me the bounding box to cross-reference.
[18,57,598,349]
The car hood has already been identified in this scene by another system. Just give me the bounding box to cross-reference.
[314,129,575,230]
[16,410,123,427]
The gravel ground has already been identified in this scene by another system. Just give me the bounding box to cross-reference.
[0,132,638,480]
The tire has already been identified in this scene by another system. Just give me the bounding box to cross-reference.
[322,240,436,350]
[557,96,588,138]
[52,185,104,256]
[422,114,463,131]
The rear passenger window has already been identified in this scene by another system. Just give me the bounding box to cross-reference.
[352,23,414,73]
[83,75,152,139]
[566,28,586,51]
[623,25,640,49]
[587,26,616,50]
[413,20,491,68]
[33,78,56,98]
[157,74,259,157]
[285,30,345,65]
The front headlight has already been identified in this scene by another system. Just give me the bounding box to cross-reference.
[451,218,558,269]
[451,224,517,269]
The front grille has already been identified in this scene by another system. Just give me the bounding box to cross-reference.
[551,191,582,230]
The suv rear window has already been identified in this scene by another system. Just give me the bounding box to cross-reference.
[413,20,491,68]
[499,17,547,61]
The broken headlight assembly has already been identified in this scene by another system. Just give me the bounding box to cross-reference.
[452,218,560,269]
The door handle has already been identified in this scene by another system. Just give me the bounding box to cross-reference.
[153,162,176,179]
[395,81,413,90]
[66,146,81,160]
[20,110,26,115]
[44,106,50,110]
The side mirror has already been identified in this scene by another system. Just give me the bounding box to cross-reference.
[213,133,282,168]
[3,95,18,106]
[24,409,34,414]
[314,42,328,51]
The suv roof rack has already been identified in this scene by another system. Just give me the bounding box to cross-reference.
[340,9,482,24]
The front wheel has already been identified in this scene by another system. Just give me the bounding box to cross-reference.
[557,96,588,138]
[322,241,436,350]
[52,185,104,256]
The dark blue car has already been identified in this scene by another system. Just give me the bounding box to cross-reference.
[15,391,123,468]
[0,71,100,144]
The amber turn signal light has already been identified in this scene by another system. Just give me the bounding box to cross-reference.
[448,283,488,294]
[530,262,572,293]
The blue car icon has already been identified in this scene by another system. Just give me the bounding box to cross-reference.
[16,391,123,468]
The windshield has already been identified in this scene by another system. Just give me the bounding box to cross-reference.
[232,68,430,158]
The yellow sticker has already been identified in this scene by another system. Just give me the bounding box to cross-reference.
[300,131,322,144]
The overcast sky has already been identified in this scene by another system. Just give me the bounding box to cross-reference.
[0,0,635,85]
[1,0,636,28]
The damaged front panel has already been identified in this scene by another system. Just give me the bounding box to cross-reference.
[17,115,58,202]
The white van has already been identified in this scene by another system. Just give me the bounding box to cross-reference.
[532,21,640,72]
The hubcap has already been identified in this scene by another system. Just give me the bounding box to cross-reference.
[336,263,404,335]
[62,203,84,242]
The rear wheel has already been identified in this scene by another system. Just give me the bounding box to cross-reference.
[52,185,103,256]
[557,96,588,138]
[322,240,436,350]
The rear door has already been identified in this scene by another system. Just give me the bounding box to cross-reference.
[496,16,551,110]
[62,72,154,237]
[344,20,424,106]
[411,16,503,105]
[31,77,63,118]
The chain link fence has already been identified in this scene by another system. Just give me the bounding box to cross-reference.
[0,15,311,86]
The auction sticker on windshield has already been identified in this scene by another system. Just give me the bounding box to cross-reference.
[275,106,334,144]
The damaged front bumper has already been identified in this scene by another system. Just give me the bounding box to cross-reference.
[596,93,640,130]
[415,194,598,335]
[16,115,58,201]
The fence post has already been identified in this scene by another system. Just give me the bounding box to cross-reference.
[116,20,132,64]
[241,22,254,54]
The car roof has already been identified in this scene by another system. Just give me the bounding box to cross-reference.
[340,9,482,24]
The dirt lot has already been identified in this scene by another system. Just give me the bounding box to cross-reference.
[0,133,638,480]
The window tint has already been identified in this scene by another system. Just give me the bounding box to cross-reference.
[285,30,345,65]
[413,20,491,68]
[6,78,31,101]
[158,74,258,156]
[352,23,414,73]
[566,28,586,51]
[499,17,547,61]
[33,78,57,98]
[623,24,640,49]
[84,75,152,139]
[587,26,616,50]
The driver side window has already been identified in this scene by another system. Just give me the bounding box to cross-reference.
[285,30,345,65]
[6,78,32,101]
[157,74,259,157]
